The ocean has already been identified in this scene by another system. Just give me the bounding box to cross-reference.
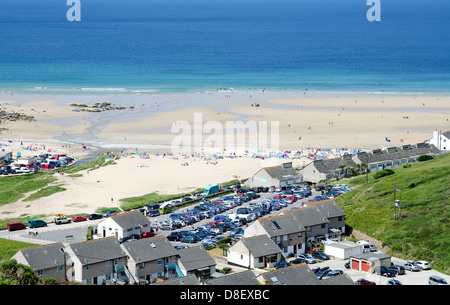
[0,0,449,94]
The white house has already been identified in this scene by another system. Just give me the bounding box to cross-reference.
[95,210,152,240]
[227,234,283,269]
[429,130,450,151]
[246,162,303,188]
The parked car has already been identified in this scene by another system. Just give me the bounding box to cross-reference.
[321,270,343,279]
[274,262,291,269]
[344,261,350,269]
[428,275,448,285]
[290,258,306,265]
[7,222,26,231]
[355,278,376,285]
[312,251,330,260]
[28,219,47,228]
[388,265,405,275]
[88,213,102,220]
[296,254,316,264]
[415,261,431,270]
[72,216,87,222]
[374,266,396,277]
[180,236,199,243]
[102,210,118,217]
[403,261,421,271]
[141,230,155,238]
[167,232,183,241]
[387,279,402,285]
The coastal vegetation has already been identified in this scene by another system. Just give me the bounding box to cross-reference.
[336,153,450,274]
[0,174,57,206]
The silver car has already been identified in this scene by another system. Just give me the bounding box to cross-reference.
[403,262,421,271]
[428,275,448,285]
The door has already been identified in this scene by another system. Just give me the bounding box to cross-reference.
[362,261,371,272]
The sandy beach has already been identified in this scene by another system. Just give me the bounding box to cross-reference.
[0,91,449,220]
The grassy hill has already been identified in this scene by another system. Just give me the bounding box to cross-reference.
[335,153,450,275]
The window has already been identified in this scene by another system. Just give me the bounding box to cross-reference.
[86,264,92,271]
[139,263,145,269]
[105,261,111,268]
[157,259,162,265]
[297,232,302,237]
[37,270,43,276]
[321,223,326,229]
[57,265,63,272]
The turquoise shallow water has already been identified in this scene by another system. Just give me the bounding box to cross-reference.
[0,0,449,94]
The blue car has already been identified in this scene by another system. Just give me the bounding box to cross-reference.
[274,262,291,269]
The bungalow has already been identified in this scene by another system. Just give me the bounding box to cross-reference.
[246,162,303,188]
[0,151,12,163]
[227,234,283,269]
[94,210,152,240]
[120,235,180,284]
[177,245,217,279]
[64,236,129,285]
[11,242,68,282]
[300,155,356,184]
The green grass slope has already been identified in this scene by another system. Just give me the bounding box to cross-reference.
[335,153,450,275]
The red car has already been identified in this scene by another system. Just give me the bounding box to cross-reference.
[7,222,26,231]
[355,278,376,285]
[141,231,155,238]
[72,216,87,222]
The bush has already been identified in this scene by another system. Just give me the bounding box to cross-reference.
[373,169,395,179]
[418,155,434,162]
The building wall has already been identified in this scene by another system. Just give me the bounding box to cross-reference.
[299,163,327,183]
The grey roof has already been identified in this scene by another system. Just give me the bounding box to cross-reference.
[205,270,260,285]
[260,264,322,285]
[258,214,305,237]
[442,131,450,139]
[238,234,282,258]
[306,200,346,218]
[178,245,216,272]
[17,242,65,270]
[121,235,179,263]
[263,164,298,178]
[321,274,355,285]
[351,252,391,261]
[354,143,440,164]
[152,274,200,285]
[288,205,330,227]
[313,157,357,174]
[109,210,151,229]
[68,236,126,265]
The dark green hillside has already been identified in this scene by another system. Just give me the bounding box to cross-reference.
[335,153,450,274]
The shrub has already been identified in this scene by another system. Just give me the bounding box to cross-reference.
[373,169,395,179]
[418,155,434,162]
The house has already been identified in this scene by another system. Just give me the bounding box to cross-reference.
[300,155,356,183]
[11,242,68,282]
[245,200,346,256]
[94,210,152,240]
[429,130,450,151]
[324,240,363,260]
[177,245,216,279]
[303,199,346,240]
[64,236,129,285]
[245,213,306,256]
[246,162,303,188]
[120,235,181,284]
[349,252,392,273]
[152,274,201,285]
[204,270,260,285]
[352,143,440,173]
[227,234,283,269]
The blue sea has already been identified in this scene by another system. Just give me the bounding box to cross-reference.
[0,0,449,94]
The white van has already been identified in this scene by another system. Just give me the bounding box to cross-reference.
[357,240,377,252]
